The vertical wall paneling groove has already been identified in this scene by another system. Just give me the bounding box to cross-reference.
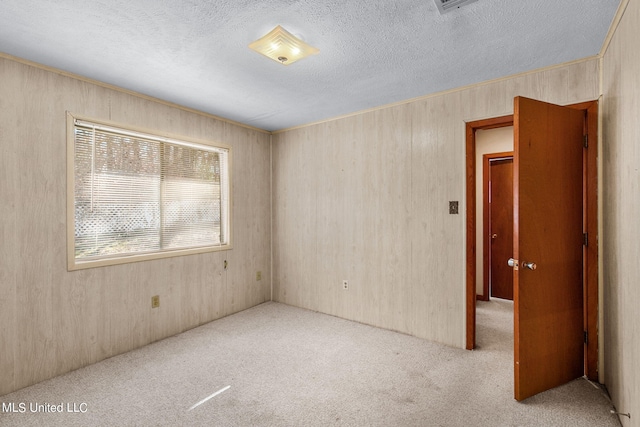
[270,133,274,302]
[0,56,271,396]
[272,58,600,349]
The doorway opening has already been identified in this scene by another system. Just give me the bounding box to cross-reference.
[475,126,514,302]
[484,154,514,300]
[464,101,599,385]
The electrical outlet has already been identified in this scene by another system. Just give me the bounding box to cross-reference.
[151,295,160,308]
[256,271,262,281]
[342,280,349,290]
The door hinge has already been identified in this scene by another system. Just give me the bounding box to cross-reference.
[583,135,589,148]
[583,233,588,247]
[584,331,589,344]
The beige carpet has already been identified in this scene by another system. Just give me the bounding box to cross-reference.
[0,300,621,426]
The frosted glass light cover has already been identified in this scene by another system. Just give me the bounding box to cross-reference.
[249,25,319,66]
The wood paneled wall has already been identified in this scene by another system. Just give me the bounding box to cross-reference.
[272,58,599,348]
[0,56,271,396]
[602,0,640,423]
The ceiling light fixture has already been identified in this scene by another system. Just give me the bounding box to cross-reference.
[249,25,319,66]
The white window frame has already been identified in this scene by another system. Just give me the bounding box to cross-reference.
[66,112,232,271]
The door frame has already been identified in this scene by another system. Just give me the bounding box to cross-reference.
[481,152,514,302]
[464,100,599,381]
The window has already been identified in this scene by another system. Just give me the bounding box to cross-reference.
[67,113,231,270]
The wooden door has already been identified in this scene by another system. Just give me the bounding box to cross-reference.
[513,97,585,401]
[489,157,514,300]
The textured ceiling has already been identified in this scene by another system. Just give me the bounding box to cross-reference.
[0,0,621,131]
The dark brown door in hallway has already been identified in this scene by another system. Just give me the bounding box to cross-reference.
[488,157,514,300]
[513,96,584,401]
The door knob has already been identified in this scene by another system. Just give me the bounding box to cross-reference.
[492,234,498,239]
[508,258,536,270]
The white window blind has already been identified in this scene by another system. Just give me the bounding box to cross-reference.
[71,117,230,267]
